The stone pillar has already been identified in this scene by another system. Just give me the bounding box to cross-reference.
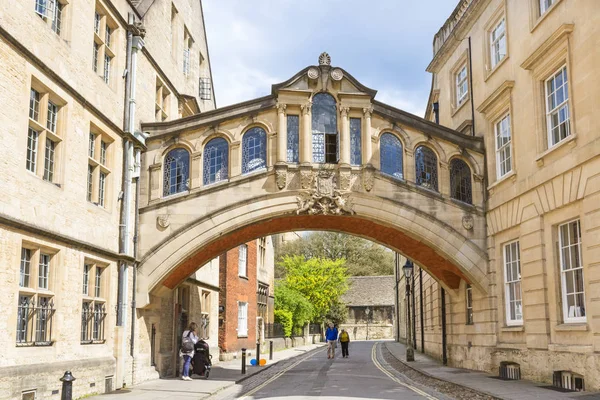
[340,106,350,165]
[301,102,312,164]
[362,107,373,165]
[276,103,287,163]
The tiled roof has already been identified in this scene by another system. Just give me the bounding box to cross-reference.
[342,276,395,306]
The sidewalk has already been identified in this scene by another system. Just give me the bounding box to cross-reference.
[97,343,326,400]
[384,342,597,400]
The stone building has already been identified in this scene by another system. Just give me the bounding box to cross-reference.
[341,276,395,340]
[0,0,214,398]
[398,0,600,391]
[218,237,275,359]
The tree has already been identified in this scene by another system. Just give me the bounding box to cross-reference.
[325,300,348,326]
[274,309,293,337]
[279,255,349,322]
[275,232,394,277]
[274,283,313,331]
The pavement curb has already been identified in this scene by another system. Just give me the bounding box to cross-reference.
[383,342,504,400]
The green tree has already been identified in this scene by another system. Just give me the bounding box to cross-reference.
[275,232,394,278]
[324,300,348,326]
[274,283,313,331]
[274,309,293,337]
[280,255,349,322]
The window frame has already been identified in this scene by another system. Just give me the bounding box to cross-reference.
[558,219,586,324]
[203,137,229,186]
[81,261,108,344]
[380,133,403,180]
[349,117,362,166]
[237,301,248,337]
[545,65,570,148]
[238,244,248,277]
[414,145,438,191]
[88,124,113,207]
[455,64,469,106]
[163,147,190,197]
[449,158,473,204]
[286,115,300,163]
[311,92,338,164]
[241,127,267,175]
[490,17,507,70]
[92,3,116,87]
[494,113,512,179]
[503,241,523,326]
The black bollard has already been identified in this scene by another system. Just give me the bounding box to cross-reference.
[269,340,273,360]
[256,341,261,366]
[241,348,246,374]
[60,371,76,400]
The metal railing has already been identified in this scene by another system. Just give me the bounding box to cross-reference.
[81,303,107,344]
[265,323,286,338]
[16,297,55,346]
[308,323,322,335]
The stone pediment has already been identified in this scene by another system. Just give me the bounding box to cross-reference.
[271,52,377,99]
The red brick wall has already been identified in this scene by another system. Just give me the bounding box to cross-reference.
[218,240,258,353]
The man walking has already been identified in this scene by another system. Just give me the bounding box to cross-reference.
[325,322,338,359]
[339,328,350,358]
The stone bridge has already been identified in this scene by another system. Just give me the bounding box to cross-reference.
[136,53,487,307]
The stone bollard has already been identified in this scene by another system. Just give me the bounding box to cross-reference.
[60,371,76,400]
[269,340,274,360]
[241,348,246,374]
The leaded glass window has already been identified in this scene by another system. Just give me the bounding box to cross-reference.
[449,159,472,204]
[242,127,267,174]
[415,146,438,191]
[312,93,337,163]
[203,138,228,185]
[163,148,189,196]
[380,133,403,179]
[350,118,362,166]
[287,115,299,163]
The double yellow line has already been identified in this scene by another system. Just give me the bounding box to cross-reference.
[370,343,440,400]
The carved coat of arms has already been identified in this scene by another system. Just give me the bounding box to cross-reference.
[296,170,355,216]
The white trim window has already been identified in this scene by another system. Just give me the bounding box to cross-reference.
[559,220,586,323]
[238,244,248,277]
[490,18,506,69]
[103,55,111,84]
[545,66,570,147]
[504,241,523,325]
[237,301,248,337]
[456,65,468,106]
[540,0,555,15]
[495,114,512,179]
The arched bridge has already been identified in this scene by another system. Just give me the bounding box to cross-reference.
[136,53,487,307]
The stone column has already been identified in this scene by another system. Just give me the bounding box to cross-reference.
[301,102,312,164]
[362,107,373,165]
[276,103,287,163]
[340,106,350,165]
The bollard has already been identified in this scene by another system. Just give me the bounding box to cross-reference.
[269,340,273,360]
[256,342,261,366]
[60,371,76,400]
[241,348,246,374]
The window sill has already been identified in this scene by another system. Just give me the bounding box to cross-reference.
[501,325,524,332]
[531,0,564,33]
[237,335,248,339]
[535,134,576,166]
[488,170,516,191]
[484,55,509,82]
[81,340,107,345]
[238,275,249,280]
[451,97,470,117]
[415,184,442,199]
[16,341,54,347]
[555,323,588,332]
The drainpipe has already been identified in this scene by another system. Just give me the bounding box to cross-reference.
[419,267,424,353]
[441,288,448,365]
[468,37,476,136]
[412,271,416,350]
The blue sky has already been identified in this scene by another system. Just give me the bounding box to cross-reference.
[203,1,458,117]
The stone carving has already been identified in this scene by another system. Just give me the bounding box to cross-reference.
[340,106,350,118]
[339,170,351,191]
[462,215,474,230]
[301,102,312,115]
[307,67,320,79]
[363,107,373,118]
[296,170,355,215]
[275,168,287,190]
[318,52,331,66]
[157,214,170,229]
[300,169,314,189]
[363,167,375,192]
[330,68,343,81]
[276,103,287,114]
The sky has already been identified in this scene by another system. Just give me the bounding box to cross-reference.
[202,1,459,118]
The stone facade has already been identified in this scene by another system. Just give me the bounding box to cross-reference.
[0,0,214,398]
[408,0,600,390]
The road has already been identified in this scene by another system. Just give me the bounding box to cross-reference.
[216,341,450,400]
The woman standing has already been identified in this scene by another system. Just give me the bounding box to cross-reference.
[181,322,199,380]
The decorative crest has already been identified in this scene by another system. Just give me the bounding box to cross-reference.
[296,169,355,216]
[318,52,331,66]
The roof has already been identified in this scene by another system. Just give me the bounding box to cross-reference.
[342,276,396,307]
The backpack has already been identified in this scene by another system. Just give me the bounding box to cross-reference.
[181,331,194,352]
[340,331,349,342]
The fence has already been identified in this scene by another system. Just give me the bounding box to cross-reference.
[81,303,107,343]
[309,323,322,335]
[265,323,286,338]
[16,297,55,346]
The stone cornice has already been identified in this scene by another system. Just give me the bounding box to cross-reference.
[521,24,574,70]
[476,80,515,114]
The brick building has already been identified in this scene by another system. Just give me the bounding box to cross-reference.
[218,237,274,359]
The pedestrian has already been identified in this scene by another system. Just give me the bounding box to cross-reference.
[325,322,338,359]
[339,328,350,358]
[180,322,199,380]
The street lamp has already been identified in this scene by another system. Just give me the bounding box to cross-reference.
[403,259,415,361]
[365,307,371,340]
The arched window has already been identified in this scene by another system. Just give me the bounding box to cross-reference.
[242,127,267,174]
[163,148,190,196]
[312,93,337,163]
[380,133,403,179]
[415,146,438,191]
[203,138,229,185]
[450,158,472,204]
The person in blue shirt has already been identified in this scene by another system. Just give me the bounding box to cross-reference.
[325,322,338,359]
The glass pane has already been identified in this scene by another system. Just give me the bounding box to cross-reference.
[163,148,190,196]
[450,159,472,203]
[350,118,362,166]
[574,268,584,292]
[415,146,438,191]
[286,115,299,163]
[203,138,229,185]
[565,270,574,294]
[575,293,585,316]
[242,127,267,174]
[380,133,403,179]
[311,93,337,134]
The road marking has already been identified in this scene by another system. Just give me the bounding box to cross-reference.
[371,343,439,400]
[238,348,325,400]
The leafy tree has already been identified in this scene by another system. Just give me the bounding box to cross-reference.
[274,283,313,331]
[274,309,293,337]
[279,256,349,322]
[325,300,348,326]
[275,232,394,278]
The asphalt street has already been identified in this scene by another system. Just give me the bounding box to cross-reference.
[221,341,449,400]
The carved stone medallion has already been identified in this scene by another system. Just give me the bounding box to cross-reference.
[307,67,320,80]
[330,68,343,81]
[300,169,314,190]
[339,170,351,191]
[157,214,170,229]
[363,166,375,192]
[462,215,474,230]
[296,169,355,216]
[318,52,331,66]
[275,168,287,190]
